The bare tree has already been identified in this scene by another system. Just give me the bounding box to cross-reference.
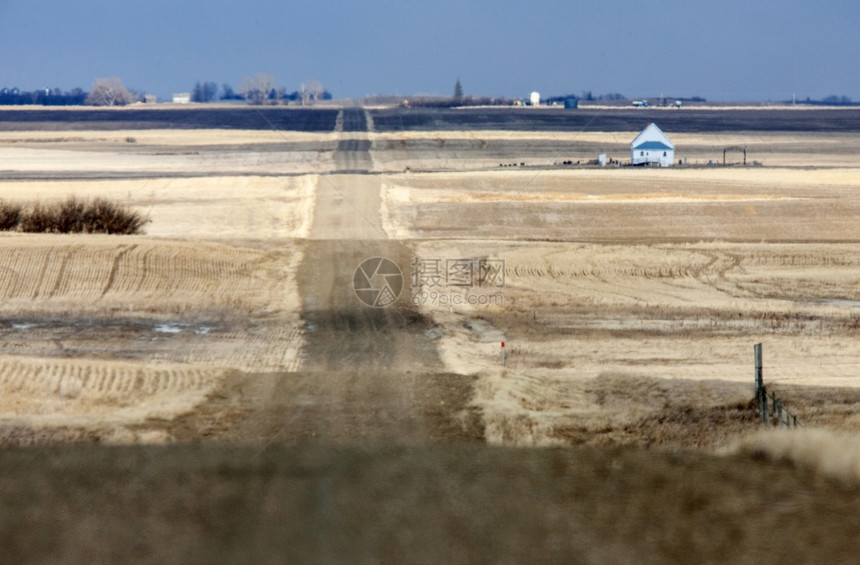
[299,79,324,106]
[191,81,219,103]
[240,72,275,105]
[85,77,134,106]
[221,83,239,100]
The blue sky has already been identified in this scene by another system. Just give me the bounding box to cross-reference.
[1,0,858,101]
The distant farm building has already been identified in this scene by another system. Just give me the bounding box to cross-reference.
[630,123,674,167]
[172,93,191,104]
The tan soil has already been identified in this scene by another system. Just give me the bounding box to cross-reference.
[1,111,860,562]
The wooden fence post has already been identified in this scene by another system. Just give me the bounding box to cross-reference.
[754,343,763,405]
[777,399,783,428]
[753,343,802,429]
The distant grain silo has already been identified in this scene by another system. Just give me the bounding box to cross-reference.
[530,91,540,106]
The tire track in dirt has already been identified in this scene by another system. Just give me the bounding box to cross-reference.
[100,244,135,298]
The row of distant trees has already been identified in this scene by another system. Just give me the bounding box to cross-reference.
[0,74,333,106]
[187,75,331,105]
[1,78,139,106]
[797,95,854,106]
[0,87,87,106]
[223,73,332,105]
[0,76,854,107]
[407,80,632,108]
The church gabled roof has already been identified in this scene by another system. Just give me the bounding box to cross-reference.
[631,123,674,150]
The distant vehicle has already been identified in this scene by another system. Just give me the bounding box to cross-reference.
[632,100,650,108]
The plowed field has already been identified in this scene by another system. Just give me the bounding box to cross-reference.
[1,105,859,563]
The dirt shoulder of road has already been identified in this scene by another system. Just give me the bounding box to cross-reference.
[1,442,858,564]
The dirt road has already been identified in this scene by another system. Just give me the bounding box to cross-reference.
[187,108,481,445]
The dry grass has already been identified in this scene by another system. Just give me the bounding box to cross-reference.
[1,122,859,452]
[381,169,860,241]
[0,355,225,438]
[0,236,304,318]
[471,370,760,449]
[0,175,317,239]
[2,443,860,564]
[415,237,860,448]
[732,429,860,485]
[388,167,860,193]
[369,131,860,169]
[2,113,860,563]
[0,135,334,174]
[0,128,337,146]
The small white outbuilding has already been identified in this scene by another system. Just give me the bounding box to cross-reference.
[630,123,674,167]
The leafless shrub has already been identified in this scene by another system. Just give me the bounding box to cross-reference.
[0,200,23,231]
[56,197,87,233]
[82,197,150,234]
[18,201,54,233]
[14,197,149,234]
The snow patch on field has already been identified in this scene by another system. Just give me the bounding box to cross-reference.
[379,182,413,239]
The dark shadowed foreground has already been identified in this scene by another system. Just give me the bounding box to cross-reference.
[0,444,858,565]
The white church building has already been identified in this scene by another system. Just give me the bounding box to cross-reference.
[630,123,675,167]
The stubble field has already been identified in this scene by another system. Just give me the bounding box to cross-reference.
[0,105,859,563]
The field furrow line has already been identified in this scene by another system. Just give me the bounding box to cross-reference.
[55,247,106,299]
[100,244,135,298]
[0,238,301,317]
[106,244,146,296]
[0,265,21,298]
[29,251,53,300]
[131,245,159,294]
[0,355,226,426]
